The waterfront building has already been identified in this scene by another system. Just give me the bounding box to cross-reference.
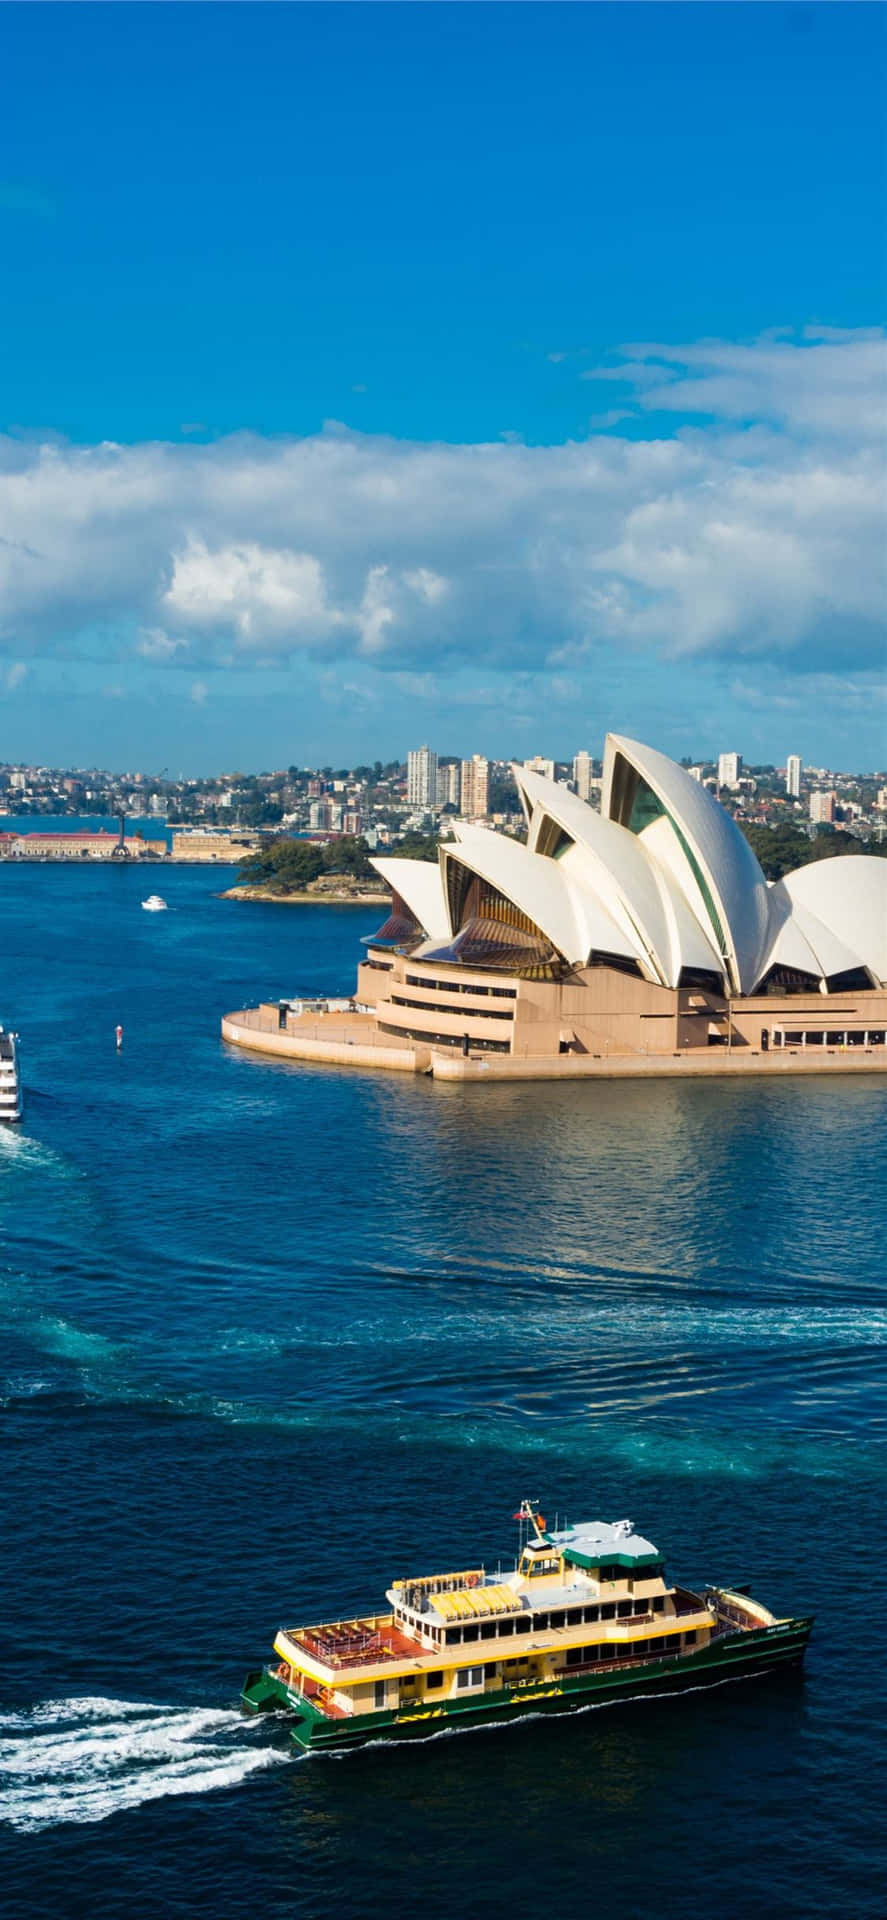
[718,752,743,790]
[460,755,489,820]
[572,751,592,803]
[810,790,836,824]
[4,830,167,861]
[786,755,802,799]
[407,746,438,811]
[170,829,261,862]
[224,735,887,1081]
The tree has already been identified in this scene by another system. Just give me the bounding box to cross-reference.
[738,821,886,880]
[394,831,439,862]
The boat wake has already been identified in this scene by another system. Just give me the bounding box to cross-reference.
[0,1696,285,1832]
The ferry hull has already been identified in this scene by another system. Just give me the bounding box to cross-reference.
[242,1614,813,1753]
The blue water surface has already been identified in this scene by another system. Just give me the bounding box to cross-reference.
[0,863,884,1917]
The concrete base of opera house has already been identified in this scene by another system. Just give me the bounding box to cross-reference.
[221,1006,887,1082]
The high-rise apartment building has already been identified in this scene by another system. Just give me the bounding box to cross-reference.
[460,755,489,820]
[572,750,592,803]
[718,752,743,790]
[524,755,555,782]
[435,761,462,808]
[785,755,802,799]
[810,790,836,824]
[407,745,438,810]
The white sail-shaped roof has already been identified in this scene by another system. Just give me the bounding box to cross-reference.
[514,765,724,988]
[442,824,587,964]
[370,856,449,940]
[602,734,772,994]
[777,858,887,986]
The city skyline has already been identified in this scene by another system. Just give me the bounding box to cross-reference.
[1,5,885,771]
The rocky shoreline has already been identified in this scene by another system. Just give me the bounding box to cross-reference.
[219,884,390,905]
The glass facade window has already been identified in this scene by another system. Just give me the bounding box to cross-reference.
[390,995,513,1020]
[379,1022,511,1053]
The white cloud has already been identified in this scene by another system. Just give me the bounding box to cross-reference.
[0,328,883,686]
[583,327,887,440]
[6,660,27,689]
[164,537,341,644]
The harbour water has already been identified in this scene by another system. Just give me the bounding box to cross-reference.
[0,863,884,1916]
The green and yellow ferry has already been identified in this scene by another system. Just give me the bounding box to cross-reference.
[242,1502,813,1751]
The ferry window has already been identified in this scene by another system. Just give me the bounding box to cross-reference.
[633,1601,646,1615]
[498,1618,514,1636]
[445,1628,461,1645]
[784,1032,802,1045]
[456,1666,485,1690]
[462,1625,479,1642]
[426,1671,443,1690]
[805,1032,824,1046]
[567,1608,582,1625]
[584,1607,599,1623]
[534,1613,548,1631]
[549,1611,565,1629]
[653,1598,665,1613]
[566,1646,585,1666]
[651,1637,667,1653]
[684,1630,696,1644]
[826,1032,845,1046]
[374,1682,386,1709]
[617,1600,632,1618]
[480,1623,496,1640]
[516,1617,531,1634]
[484,1663,497,1679]
[602,1604,616,1620]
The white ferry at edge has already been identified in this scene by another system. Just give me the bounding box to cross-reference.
[141,894,168,913]
[0,1027,22,1122]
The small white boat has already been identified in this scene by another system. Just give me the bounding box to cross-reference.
[0,1026,22,1122]
[141,895,168,913]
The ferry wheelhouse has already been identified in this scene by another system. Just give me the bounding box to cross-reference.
[242,1502,812,1750]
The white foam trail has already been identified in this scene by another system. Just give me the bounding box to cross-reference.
[0,1131,67,1174]
[0,1696,286,1831]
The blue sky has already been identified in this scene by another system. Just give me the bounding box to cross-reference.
[1,2,885,773]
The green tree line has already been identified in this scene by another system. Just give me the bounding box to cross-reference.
[738,822,886,880]
[237,831,439,891]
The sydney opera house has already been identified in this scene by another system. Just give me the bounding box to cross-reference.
[223,735,887,1081]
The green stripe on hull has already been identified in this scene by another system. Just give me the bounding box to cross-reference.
[243,1617,812,1753]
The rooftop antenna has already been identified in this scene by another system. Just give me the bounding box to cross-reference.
[512,1498,545,1562]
